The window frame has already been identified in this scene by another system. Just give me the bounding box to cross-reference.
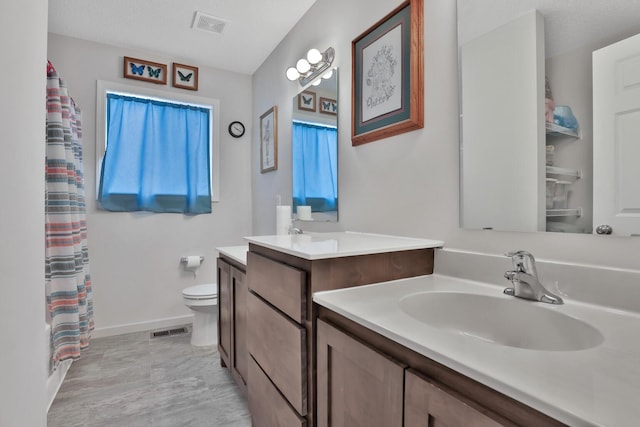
[96,80,221,203]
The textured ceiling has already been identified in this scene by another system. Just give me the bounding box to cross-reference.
[458,0,640,57]
[48,0,316,75]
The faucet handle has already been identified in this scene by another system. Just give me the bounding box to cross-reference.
[504,250,538,276]
[505,250,535,260]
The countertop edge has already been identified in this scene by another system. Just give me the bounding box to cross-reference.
[244,233,444,260]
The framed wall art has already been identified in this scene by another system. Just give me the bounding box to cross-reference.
[351,0,423,146]
[123,56,167,85]
[172,63,199,91]
[260,106,278,173]
[319,97,337,115]
[298,90,316,112]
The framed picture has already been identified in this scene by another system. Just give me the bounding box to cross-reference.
[123,56,167,85]
[260,106,278,173]
[319,97,338,115]
[297,90,316,112]
[172,63,199,91]
[351,0,423,146]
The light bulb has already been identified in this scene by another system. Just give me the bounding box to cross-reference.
[312,79,321,86]
[306,48,323,65]
[296,58,311,74]
[321,69,333,79]
[286,67,300,81]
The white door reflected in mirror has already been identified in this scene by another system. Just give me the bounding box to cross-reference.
[593,32,640,236]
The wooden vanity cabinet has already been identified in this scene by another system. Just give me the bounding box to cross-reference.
[246,243,436,427]
[317,307,565,427]
[216,255,248,395]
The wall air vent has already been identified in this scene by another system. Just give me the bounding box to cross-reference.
[192,11,229,35]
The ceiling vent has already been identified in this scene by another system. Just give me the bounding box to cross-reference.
[192,11,229,35]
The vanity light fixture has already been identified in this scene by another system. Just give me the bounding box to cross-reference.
[285,47,335,86]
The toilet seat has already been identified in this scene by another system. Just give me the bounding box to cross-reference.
[182,283,217,300]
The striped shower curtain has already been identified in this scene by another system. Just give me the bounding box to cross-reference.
[45,62,94,367]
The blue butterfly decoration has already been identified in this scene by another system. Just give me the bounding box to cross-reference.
[322,101,330,110]
[148,66,161,78]
[130,63,145,76]
[302,95,312,105]
[177,70,193,82]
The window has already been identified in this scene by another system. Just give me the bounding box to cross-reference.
[96,81,220,214]
[292,121,338,212]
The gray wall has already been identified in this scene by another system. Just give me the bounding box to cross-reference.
[1,0,48,425]
[47,34,254,335]
[251,0,640,271]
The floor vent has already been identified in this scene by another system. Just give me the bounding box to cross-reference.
[192,11,229,35]
[150,326,189,339]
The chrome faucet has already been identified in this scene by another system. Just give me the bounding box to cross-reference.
[288,219,303,235]
[503,251,563,304]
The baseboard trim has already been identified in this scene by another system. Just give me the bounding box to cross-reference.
[47,359,72,412]
[92,314,194,339]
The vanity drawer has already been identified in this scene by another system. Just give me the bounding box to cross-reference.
[247,291,307,415]
[247,251,306,323]
[248,355,306,427]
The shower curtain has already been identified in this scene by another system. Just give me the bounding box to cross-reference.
[45,61,94,367]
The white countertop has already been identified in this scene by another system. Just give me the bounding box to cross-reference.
[244,231,443,260]
[313,275,640,426]
[216,245,248,266]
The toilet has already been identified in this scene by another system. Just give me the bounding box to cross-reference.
[182,283,218,346]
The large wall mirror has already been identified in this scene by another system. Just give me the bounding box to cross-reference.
[291,68,338,222]
[458,0,640,236]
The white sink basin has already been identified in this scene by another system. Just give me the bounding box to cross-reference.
[399,291,604,351]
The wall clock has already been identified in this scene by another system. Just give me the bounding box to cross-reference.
[228,121,245,138]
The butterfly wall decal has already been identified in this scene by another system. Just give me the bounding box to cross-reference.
[147,66,161,78]
[177,70,193,82]
[130,63,145,76]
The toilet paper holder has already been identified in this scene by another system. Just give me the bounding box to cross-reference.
[180,256,205,264]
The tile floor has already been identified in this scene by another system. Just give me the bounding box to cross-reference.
[48,327,251,427]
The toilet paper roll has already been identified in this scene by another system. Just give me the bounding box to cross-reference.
[185,256,202,268]
[276,205,291,235]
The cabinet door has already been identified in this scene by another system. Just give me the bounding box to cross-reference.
[316,319,405,427]
[217,258,232,368]
[404,369,508,427]
[231,266,248,388]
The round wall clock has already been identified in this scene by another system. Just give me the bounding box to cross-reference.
[228,121,245,138]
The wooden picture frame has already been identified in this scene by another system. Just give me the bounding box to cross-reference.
[351,0,423,146]
[298,90,317,112]
[260,106,278,173]
[319,97,338,115]
[123,56,167,85]
[172,62,199,91]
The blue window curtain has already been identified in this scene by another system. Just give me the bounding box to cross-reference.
[292,121,338,212]
[99,93,212,214]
